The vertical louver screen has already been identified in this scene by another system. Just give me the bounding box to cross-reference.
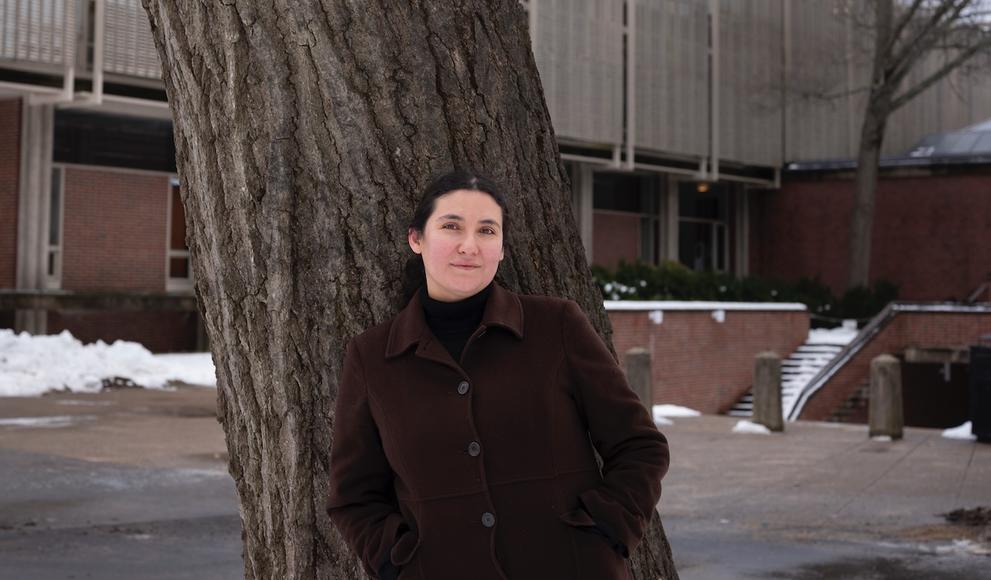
[0,0,76,68]
[104,0,161,78]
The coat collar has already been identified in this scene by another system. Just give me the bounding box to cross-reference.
[385,281,524,359]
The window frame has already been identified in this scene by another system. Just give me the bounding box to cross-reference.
[44,165,65,290]
[166,176,193,293]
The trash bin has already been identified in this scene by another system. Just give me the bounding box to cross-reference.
[971,344,991,443]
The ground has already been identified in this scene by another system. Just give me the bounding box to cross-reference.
[0,386,988,579]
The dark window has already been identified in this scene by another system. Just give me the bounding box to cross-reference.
[54,110,176,173]
[678,181,730,272]
[594,172,650,213]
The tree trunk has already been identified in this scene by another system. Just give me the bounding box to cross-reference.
[847,94,890,290]
[847,0,894,291]
[141,1,678,579]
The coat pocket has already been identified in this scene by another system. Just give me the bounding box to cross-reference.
[558,508,630,580]
[390,526,420,567]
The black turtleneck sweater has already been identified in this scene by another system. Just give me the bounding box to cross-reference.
[420,282,493,362]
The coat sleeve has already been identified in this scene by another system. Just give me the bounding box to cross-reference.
[561,300,671,556]
[326,338,406,578]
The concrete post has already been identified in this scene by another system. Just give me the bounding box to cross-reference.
[624,347,653,408]
[14,102,54,334]
[869,354,904,440]
[754,351,784,432]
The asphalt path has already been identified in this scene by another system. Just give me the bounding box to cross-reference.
[0,387,988,579]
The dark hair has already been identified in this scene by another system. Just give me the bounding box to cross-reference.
[403,169,510,301]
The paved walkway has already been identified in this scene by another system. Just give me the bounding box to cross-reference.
[660,415,990,579]
[0,387,988,579]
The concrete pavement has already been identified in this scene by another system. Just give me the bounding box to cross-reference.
[659,415,991,579]
[0,387,988,579]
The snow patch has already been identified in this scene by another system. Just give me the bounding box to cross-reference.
[934,539,991,556]
[653,404,701,418]
[806,326,859,345]
[871,435,893,442]
[732,420,772,435]
[0,415,96,428]
[0,329,216,397]
[942,421,977,441]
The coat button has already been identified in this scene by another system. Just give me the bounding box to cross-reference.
[467,441,481,456]
[481,512,495,527]
[457,381,470,395]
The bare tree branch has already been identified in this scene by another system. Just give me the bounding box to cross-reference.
[885,0,928,59]
[890,33,991,110]
[887,0,974,83]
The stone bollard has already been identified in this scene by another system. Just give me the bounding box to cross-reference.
[869,354,904,440]
[624,347,653,409]
[754,351,784,432]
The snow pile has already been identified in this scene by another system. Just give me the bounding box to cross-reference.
[942,421,977,441]
[731,419,772,435]
[653,404,701,418]
[0,329,216,397]
[651,404,701,426]
[806,325,859,345]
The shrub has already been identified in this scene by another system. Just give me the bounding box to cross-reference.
[591,260,899,327]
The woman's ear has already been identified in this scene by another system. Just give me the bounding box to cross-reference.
[408,228,422,255]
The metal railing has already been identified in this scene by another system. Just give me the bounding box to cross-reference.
[788,301,991,421]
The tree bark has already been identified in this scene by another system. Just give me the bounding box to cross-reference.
[847,0,894,291]
[847,93,890,290]
[141,1,677,578]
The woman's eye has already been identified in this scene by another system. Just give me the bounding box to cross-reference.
[441,223,459,230]
[480,227,496,235]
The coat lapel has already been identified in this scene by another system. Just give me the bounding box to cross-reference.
[384,282,525,367]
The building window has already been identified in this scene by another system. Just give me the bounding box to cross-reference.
[45,166,64,289]
[593,171,660,267]
[678,181,729,272]
[167,178,192,292]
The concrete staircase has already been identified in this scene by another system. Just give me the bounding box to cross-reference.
[728,342,848,418]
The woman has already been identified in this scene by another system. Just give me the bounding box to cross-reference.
[327,170,669,580]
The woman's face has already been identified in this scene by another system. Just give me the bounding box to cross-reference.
[408,189,505,302]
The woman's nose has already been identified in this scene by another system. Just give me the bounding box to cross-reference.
[458,235,479,254]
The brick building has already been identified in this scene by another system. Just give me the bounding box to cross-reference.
[2,0,990,385]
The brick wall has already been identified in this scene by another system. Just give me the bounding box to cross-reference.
[608,307,810,413]
[61,166,169,292]
[798,310,991,421]
[48,310,200,353]
[751,172,991,301]
[53,166,196,351]
[0,98,20,290]
[593,211,640,270]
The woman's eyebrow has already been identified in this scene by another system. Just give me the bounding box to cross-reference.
[436,214,500,227]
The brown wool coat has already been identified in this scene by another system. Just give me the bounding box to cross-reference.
[327,283,670,580]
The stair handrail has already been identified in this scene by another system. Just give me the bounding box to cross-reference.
[788,301,991,420]
[966,277,990,304]
[787,302,899,421]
